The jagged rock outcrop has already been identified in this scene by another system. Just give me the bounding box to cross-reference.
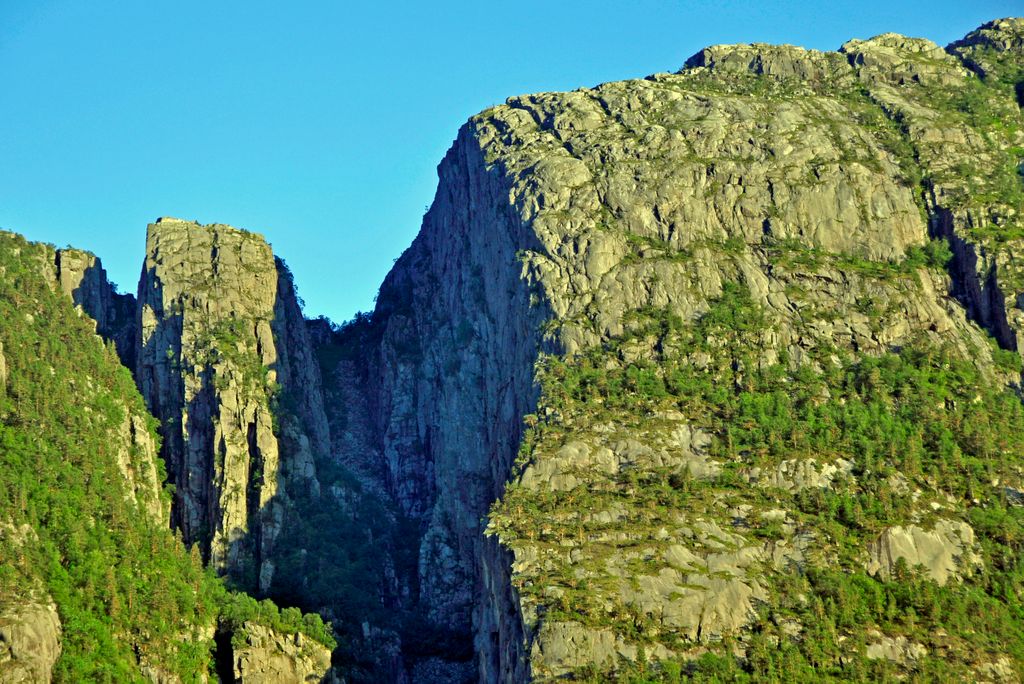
[845,24,1024,352]
[136,218,328,590]
[0,229,339,681]
[0,597,62,684]
[865,630,928,666]
[949,18,1024,82]
[52,247,137,366]
[227,623,332,683]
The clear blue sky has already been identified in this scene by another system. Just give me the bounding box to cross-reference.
[1,1,1018,323]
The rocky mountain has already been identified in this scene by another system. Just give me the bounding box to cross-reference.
[0,231,334,682]
[1,14,1024,684]
[327,16,1024,682]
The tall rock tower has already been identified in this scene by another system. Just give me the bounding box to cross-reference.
[135,218,329,591]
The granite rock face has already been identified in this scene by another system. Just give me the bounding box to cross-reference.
[867,520,982,585]
[317,119,555,681]
[2,16,1021,684]
[136,218,327,590]
[0,597,62,684]
[317,16,1024,682]
[229,622,332,683]
[949,17,1024,81]
[0,229,340,681]
[864,630,928,666]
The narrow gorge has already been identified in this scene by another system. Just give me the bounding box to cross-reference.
[2,15,1024,684]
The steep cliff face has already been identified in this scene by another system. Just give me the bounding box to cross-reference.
[314,124,555,681]
[484,19,1024,681]
[0,228,339,681]
[845,22,1024,352]
[52,247,137,367]
[313,17,1024,682]
[2,16,1023,683]
[0,595,62,684]
[136,218,327,591]
[0,230,218,680]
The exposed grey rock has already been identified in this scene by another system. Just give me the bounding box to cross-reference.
[231,622,332,683]
[529,621,622,678]
[752,458,854,492]
[53,247,137,367]
[136,218,326,589]
[948,18,1024,79]
[517,420,718,493]
[113,408,166,520]
[28,16,1010,682]
[305,17,1024,680]
[410,657,475,684]
[461,18,1024,679]
[976,656,1020,684]
[841,34,967,87]
[864,630,927,666]
[317,120,551,681]
[866,520,982,585]
[0,597,61,684]
[622,563,767,643]
[686,42,853,83]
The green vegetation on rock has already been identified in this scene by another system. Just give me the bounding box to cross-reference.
[492,282,1024,681]
[0,231,334,681]
[3,15,1024,684]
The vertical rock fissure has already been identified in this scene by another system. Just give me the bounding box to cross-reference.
[246,420,264,577]
[213,628,236,683]
[194,364,219,564]
[930,204,1017,350]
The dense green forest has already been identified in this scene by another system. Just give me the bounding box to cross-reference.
[0,232,332,681]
